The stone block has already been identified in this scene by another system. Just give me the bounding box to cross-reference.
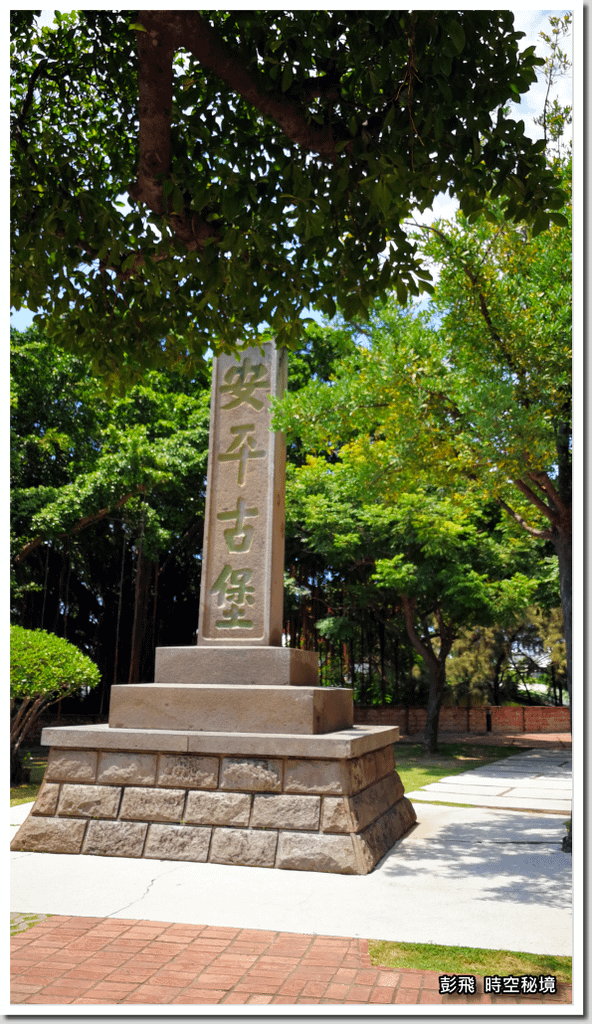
[45,749,97,783]
[283,759,344,795]
[41,722,399,760]
[220,757,282,792]
[57,784,121,819]
[97,752,157,786]
[108,683,353,735]
[352,798,417,873]
[209,827,278,867]
[155,646,319,686]
[320,797,352,834]
[157,754,219,789]
[119,787,186,822]
[251,794,321,830]
[346,751,377,793]
[42,724,190,752]
[185,791,251,827]
[32,782,60,816]
[375,744,395,780]
[144,824,211,862]
[275,831,358,874]
[346,775,404,832]
[83,820,148,857]
[10,815,87,854]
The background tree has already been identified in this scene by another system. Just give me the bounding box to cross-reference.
[275,152,571,714]
[11,325,211,710]
[11,10,565,386]
[447,605,567,710]
[11,321,356,716]
[284,443,540,750]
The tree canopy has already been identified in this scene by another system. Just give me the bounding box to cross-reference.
[11,10,565,386]
[275,152,571,705]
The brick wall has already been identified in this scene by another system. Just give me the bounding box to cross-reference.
[354,705,570,734]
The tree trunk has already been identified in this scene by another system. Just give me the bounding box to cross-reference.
[553,526,572,728]
[128,542,155,684]
[399,595,457,753]
[423,662,447,754]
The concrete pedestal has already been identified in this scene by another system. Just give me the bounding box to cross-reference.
[155,646,319,686]
[11,724,416,874]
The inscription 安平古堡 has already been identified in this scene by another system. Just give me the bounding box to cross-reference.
[198,344,287,646]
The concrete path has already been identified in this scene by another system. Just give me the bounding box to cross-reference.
[11,799,572,957]
[404,749,572,814]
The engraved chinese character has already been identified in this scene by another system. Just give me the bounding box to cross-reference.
[218,424,266,485]
[216,604,254,629]
[217,497,259,553]
[219,357,270,410]
[211,566,255,607]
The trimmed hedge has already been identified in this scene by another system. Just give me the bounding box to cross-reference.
[11,626,100,700]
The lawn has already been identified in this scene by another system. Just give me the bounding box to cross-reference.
[10,749,48,806]
[368,938,572,984]
[394,741,523,805]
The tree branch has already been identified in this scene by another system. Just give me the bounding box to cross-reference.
[527,470,569,519]
[14,486,146,566]
[129,9,345,239]
[496,497,552,539]
[513,477,558,525]
[162,12,340,158]
[129,16,218,249]
[401,594,438,672]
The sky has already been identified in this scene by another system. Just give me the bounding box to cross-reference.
[9,8,575,333]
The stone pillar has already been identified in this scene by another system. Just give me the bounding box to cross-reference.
[198,343,287,647]
[11,341,417,873]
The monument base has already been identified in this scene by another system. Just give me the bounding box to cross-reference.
[11,724,417,874]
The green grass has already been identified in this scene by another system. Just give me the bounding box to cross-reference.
[10,753,47,806]
[368,938,572,983]
[10,913,52,936]
[394,742,523,806]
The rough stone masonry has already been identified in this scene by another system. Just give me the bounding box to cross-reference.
[12,342,416,873]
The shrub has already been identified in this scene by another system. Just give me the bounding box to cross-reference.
[10,626,100,783]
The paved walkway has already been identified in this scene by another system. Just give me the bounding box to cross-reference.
[10,915,572,1006]
[405,748,572,814]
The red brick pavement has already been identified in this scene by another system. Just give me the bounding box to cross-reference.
[10,917,572,1006]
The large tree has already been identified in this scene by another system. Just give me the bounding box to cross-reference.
[284,454,539,750]
[11,10,565,386]
[275,156,572,714]
[11,325,211,700]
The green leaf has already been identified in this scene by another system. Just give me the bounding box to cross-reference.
[172,187,185,216]
[449,19,466,54]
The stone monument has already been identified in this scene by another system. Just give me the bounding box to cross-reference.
[12,342,416,873]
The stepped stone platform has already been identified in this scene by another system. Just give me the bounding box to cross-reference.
[11,715,416,875]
